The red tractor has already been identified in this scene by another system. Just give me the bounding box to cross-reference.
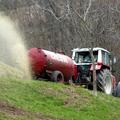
[72,47,117,94]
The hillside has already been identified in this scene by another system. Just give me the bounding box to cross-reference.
[0,77,120,120]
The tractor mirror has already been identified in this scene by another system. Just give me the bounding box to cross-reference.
[113,57,117,64]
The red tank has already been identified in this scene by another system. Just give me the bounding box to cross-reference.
[28,48,75,82]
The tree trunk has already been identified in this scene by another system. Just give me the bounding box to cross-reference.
[90,47,97,96]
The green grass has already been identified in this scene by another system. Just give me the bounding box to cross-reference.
[0,77,120,120]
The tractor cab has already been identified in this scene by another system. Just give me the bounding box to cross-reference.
[72,47,111,71]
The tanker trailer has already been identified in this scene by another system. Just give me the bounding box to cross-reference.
[28,48,76,83]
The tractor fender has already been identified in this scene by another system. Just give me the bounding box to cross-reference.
[111,75,117,90]
[90,63,102,71]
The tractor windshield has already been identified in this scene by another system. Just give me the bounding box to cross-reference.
[74,51,98,63]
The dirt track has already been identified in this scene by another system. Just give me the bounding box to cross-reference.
[0,101,27,116]
[0,101,53,120]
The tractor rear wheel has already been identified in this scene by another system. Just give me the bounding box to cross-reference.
[97,69,113,94]
[51,71,64,83]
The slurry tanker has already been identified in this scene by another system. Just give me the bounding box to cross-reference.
[28,48,76,83]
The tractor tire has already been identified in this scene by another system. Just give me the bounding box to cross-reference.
[97,69,113,95]
[114,82,120,97]
[51,71,64,83]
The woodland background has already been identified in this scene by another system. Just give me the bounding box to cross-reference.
[0,0,120,80]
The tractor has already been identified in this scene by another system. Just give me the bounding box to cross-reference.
[72,47,117,94]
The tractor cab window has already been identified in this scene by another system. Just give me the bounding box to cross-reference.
[102,51,110,65]
[74,51,98,63]
[105,52,110,65]
[102,51,105,64]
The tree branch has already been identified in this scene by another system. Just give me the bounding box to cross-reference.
[31,0,71,21]
[83,0,92,21]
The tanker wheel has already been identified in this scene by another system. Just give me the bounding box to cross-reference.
[51,71,64,83]
[97,69,113,94]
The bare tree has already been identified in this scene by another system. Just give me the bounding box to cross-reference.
[1,0,120,80]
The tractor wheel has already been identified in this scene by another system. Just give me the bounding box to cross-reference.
[51,71,64,83]
[97,69,113,94]
[115,82,120,97]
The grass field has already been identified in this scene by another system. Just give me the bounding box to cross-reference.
[0,77,120,120]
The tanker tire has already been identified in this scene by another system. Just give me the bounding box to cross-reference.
[97,69,113,95]
[51,71,64,83]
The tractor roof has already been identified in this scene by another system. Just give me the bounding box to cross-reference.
[72,47,110,53]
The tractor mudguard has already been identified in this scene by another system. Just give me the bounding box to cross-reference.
[90,63,102,71]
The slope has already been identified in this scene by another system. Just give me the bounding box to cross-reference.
[0,77,120,120]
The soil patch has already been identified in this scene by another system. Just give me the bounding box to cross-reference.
[0,101,53,120]
[0,101,26,116]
